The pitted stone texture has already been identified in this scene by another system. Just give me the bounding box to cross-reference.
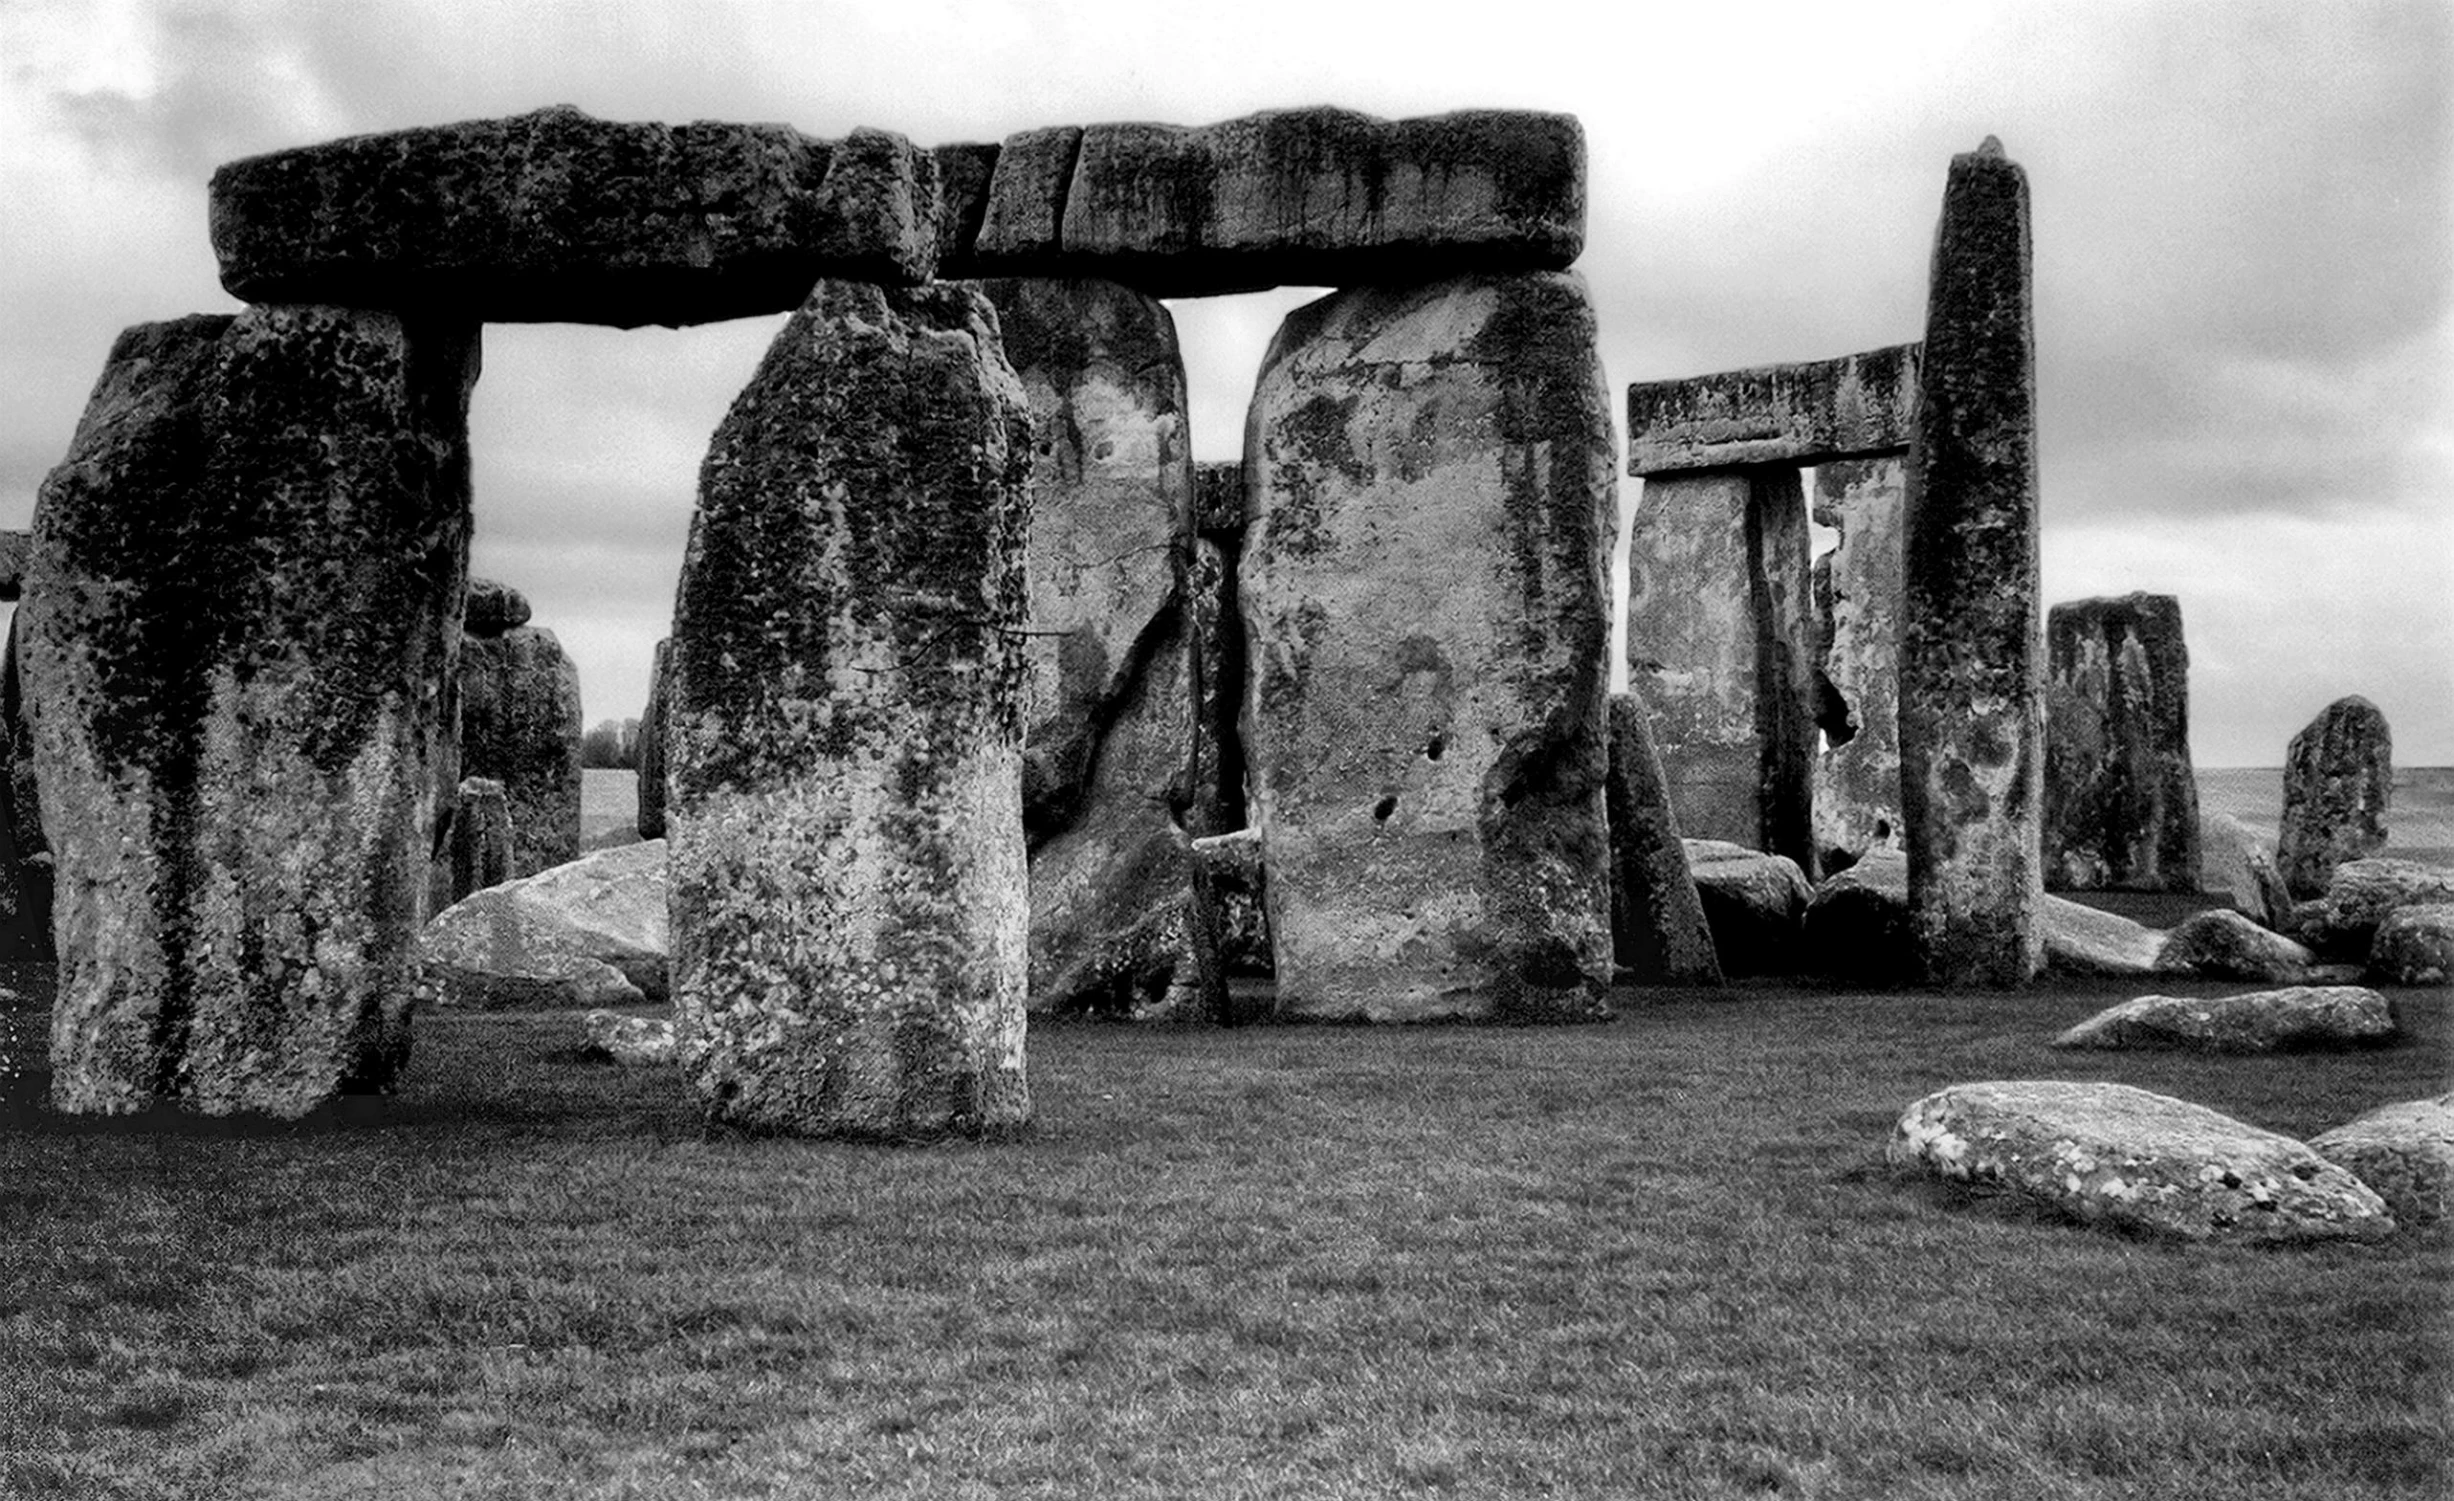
[2310,1095,2454,1229]
[2277,696,2392,900]
[1193,460,1248,539]
[668,278,1033,1138]
[1189,827,1273,980]
[0,615,51,961]
[1605,695,1720,984]
[1625,344,1920,476]
[1810,457,1905,870]
[1889,1081,2394,1244]
[449,775,515,900]
[929,142,1000,275]
[463,577,531,638]
[1898,138,2044,987]
[2153,908,2317,983]
[1625,466,1816,869]
[459,625,582,878]
[2052,986,2397,1054]
[2045,594,2199,892]
[2200,811,2292,930]
[2295,858,2454,958]
[211,108,938,327]
[421,838,667,1009]
[27,306,475,1116]
[636,637,670,840]
[0,530,26,601]
[1243,272,1615,1021]
[2369,904,2454,986]
[1683,840,1811,978]
[583,1009,677,1067]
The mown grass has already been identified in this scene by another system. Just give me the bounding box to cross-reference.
[1,972,2447,1500]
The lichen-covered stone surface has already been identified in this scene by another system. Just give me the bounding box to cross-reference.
[2052,985,2397,1054]
[2044,593,2199,892]
[1624,343,1920,476]
[27,305,476,1116]
[2309,1094,2453,1229]
[1243,272,1614,1021]
[1682,839,1811,978]
[967,109,1583,296]
[419,837,668,1010]
[1625,467,1816,867]
[2295,858,2454,958]
[458,625,582,877]
[636,637,670,840]
[1604,695,1720,984]
[667,278,1033,1138]
[1809,457,1905,870]
[2200,811,2292,929]
[449,775,514,901]
[211,107,939,326]
[1889,1080,2394,1243]
[2277,695,2392,900]
[1898,138,2044,987]
[2153,907,2316,982]
[582,1008,678,1067]
[463,576,531,637]
[2368,903,2454,986]
[0,614,52,961]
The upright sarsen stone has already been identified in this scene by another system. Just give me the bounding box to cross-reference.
[1810,457,1906,869]
[636,637,670,839]
[1605,694,1721,985]
[1898,138,2044,987]
[2278,695,2392,900]
[458,623,582,876]
[2044,593,2200,891]
[667,279,1033,1137]
[1243,271,1615,1021]
[26,306,475,1115]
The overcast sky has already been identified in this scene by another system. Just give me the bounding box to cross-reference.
[3,0,2447,767]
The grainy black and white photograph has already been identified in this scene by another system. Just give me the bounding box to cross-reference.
[0,1,2447,1495]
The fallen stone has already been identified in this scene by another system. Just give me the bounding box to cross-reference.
[2369,904,2454,986]
[1606,695,1721,984]
[1889,1080,2394,1243]
[1898,139,2044,986]
[2052,985,2396,1053]
[210,107,939,326]
[26,306,475,1116]
[582,1009,677,1067]
[2044,593,2199,892]
[449,775,515,901]
[2309,1094,2454,1229]
[2038,893,2168,978]
[463,576,531,637]
[1801,847,1913,985]
[667,278,1034,1138]
[459,625,583,877]
[2154,908,2318,982]
[1243,272,1615,1021]
[1808,457,1905,870]
[419,838,669,1009]
[2199,811,2292,929]
[2295,858,2454,957]
[2277,695,2392,899]
[1624,343,1920,476]
[1683,839,1811,977]
[636,637,669,840]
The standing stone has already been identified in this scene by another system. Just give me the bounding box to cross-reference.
[1897,138,2044,987]
[1809,457,1906,870]
[1625,466,1817,871]
[450,775,515,899]
[0,614,52,961]
[458,624,582,877]
[636,637,670,840]
[667,278,1033,1138]
[1189,459,1251,840]
[26,306,475,1116]
[1604,694,1720,984]
[2277,695,2392,900]
[1243,271,1615,1021]
[2044,593,2200,892]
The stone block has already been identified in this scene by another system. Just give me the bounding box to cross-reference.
[967,126,1084,278]
[2277,695,2391,899]
[463,576,531,637]
[0,530,26,602]
[1625,343,1921,476]
[458,625,582,877]
[1809,456,1906,870]
[2044,593,2200,891]
[1604,694,1720,984]
[450,774,515,900]
[636,637,669,840]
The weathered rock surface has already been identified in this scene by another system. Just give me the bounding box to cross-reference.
[1683,839,1811,978]
[1801,847,1914,984]
[1242,272,1615,1021]
[1605,695,1720,984]
[967,109,1584,296]
[2200,811,2292,929]
[211,108,939,326]
[0,614,51,961]
[2294,858,2454,958]
[1889,1080,2394,1243]
[1898,138,2044,986]
[0,530,27,601]
[929,142,999,275]
[636,637,669,840]
[2038,893,2168,978]
[2368,903,2454,986]
[1193,459,1248,538]
[2309,1094,2454,1229]
[668,278,1033,1138]
[1624,343,1920,476]
[1188,827,1272,980]
[1625,466,1816,868]
[2044,593,2199,892]
[2277,695,2392,899]
[463,576,531,637]
[2154,908,2317,982]
[2052,985,2396,1054]
[27,306,475,1116]
[449,775,515,901]
[582,1009,677,1067]
[1809,457,1906,870]
[458,625,583,877]
[420,839,669,1010]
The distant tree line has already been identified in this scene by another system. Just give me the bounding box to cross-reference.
[581,718,641,770]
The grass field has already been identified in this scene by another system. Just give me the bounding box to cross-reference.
[2,973,2448,1500]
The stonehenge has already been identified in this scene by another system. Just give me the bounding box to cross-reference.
[2043,593,2199,891]
[2278,695,2392,899]
[456,584,584,880]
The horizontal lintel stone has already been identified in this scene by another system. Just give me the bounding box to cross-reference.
[1626,343,1922,476]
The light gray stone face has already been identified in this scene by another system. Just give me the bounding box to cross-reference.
[1243,272,1615,1021]
[2051,985,2396,1054]
[667,278,1033,1139]
[1898,139,2044,987]
[27,305,476,1116]
[421,838,667,1010]
[1626,467,1816,869]
[2310,1094,2453,1228]
[2152,908,2316,983]
[458,625,582,877]
[2277,695,2392,900]
[2044,593,2200,892]
[1624,343,1920,476]
[2199,811,2291,929]
[1809,457,1905,870]
[2295,857,2454,958]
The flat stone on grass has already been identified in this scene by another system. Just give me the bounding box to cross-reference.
[2053,985,2397,1054]
[2309,1094,2454,1229]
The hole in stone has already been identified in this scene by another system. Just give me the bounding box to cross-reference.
[1425,733,1445,762]
[1873,818,1891,839]
[1372,794,1398,824]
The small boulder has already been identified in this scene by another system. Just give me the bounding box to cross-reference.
[1683,839,1810,976]
[2309,1094,2454,1229]
[463,577,532,638]
[1888,1080,2394,1243]
[419,839,667,1009]
[2039,893,2167,978]
[2295,859,2454,957]
[1801,847,1913,984]
[1189,828,1272,978]
[2052,985,2397,1054]
[581,1010,676,1067]
[2199,811,2291,929]
[2154,908,2318,982]
[2369,903,2454,986]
